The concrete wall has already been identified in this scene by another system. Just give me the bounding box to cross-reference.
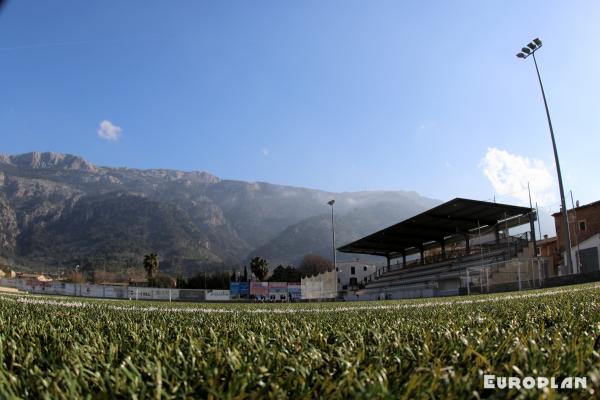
[0,278,224,302]
[301,270,337,300]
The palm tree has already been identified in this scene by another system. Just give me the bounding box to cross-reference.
[143,253,159,284]
[250,256,269,281]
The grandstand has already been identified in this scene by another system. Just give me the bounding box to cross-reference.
[338,198,544,300]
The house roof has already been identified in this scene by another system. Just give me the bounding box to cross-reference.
[552,199,600,217]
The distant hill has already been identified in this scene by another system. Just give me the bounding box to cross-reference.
[249,200,439,266]
[0,152,440,275]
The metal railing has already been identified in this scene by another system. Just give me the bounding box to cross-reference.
[462,257,550,295]
[362,233,532,288]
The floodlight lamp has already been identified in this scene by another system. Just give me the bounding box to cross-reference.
[517,53,526,58]
[521,47,531,54]
[328,200,335,206]
[527,43,537,50]
[533,38,542,46]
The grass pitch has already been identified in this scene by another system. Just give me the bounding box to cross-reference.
[1,283,600,399]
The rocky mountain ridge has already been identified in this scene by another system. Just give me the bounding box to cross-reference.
[0,152,439,274]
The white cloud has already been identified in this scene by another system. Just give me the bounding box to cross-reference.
[261,148,269,157]
[419,122,436,130]
[481,147,556,206]
[97,120,122,141]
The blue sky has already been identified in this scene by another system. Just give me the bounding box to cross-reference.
[1,1,599,226]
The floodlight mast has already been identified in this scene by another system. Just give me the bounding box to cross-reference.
[516,38,574,274]
[327,199,338,297]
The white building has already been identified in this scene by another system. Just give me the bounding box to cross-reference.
[335,261,378,291]
[563,233,600,274]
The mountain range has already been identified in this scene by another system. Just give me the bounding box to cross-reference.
[0,152,440,275]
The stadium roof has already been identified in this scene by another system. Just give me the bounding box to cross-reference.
[338,198,532,258]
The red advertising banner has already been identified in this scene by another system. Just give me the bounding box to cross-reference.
[250,281,269,297]
[268,282,287,289]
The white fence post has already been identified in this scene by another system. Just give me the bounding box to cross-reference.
[517,262,522,291]
[485,267,489,293]
[530,261,534,288]
[480,267,483,293]
[466,269,470,295]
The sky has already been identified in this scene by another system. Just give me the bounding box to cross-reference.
[1,1,599,235]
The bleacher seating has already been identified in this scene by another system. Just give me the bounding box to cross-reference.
[353,236,529,300]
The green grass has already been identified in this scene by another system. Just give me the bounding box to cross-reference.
[1,283,600,399]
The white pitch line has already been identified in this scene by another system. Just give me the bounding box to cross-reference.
[1,283,598,315]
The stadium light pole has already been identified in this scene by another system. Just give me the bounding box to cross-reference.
[516,38,573,274]
[327,199,338,297]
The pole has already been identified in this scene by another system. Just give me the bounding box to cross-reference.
[328,200,337,297]
[535,202,542,241]
[570,191,581,273]
[527,182,537,257]
[478,220,483,268]
[531,52,573,273]
[505,212,510,258]
[530,261,534,288]
[332,204,336,285]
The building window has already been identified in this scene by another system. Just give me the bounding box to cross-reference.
[351,266,355,275]
[349,277,357,286]
[363,266,367,271]
[579,220,586,232]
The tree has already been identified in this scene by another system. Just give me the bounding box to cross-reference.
[269,265,301,282]
[179,271,231,290]
[269,265,286,282]
[250,256,269,281]
[298,254,333,277]
[143,253,159,284]
[243,266,248,282]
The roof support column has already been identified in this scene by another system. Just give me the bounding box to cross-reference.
[420,245,425,266]
[465,234,470,253]
[440,239,446,259]
[386,255,391,272]
[495,224,500,245]
[529,211,538,257]
[402,251,406,269]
